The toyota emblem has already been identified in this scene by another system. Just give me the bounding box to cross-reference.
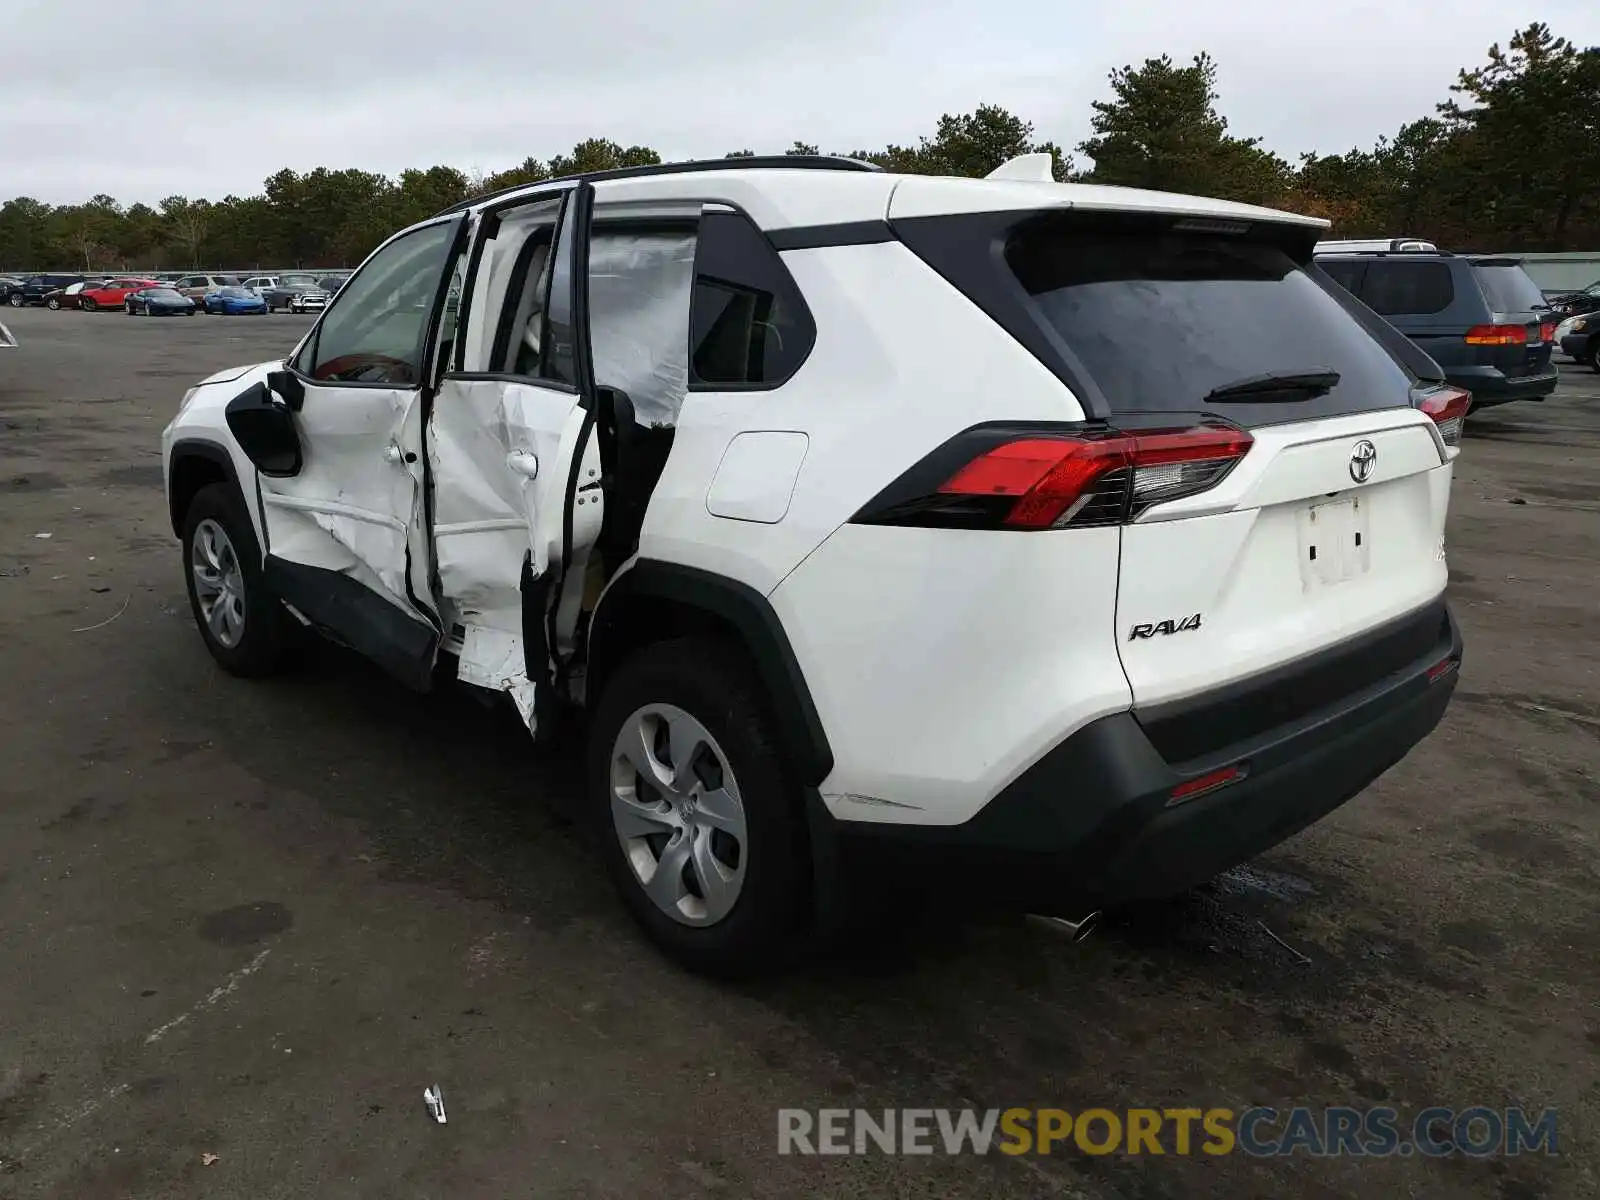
[1349,440,1377,483]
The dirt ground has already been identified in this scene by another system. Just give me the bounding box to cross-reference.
[0,306,1595,1200]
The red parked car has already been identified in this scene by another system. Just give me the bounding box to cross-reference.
[79,278,160,312]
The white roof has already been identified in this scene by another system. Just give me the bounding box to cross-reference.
[888,175,1329,230]
[466,164,1329,234]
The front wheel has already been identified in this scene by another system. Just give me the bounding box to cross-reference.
[46,297,60,310]
[82,297,98,312]
[1587,338,1600,372]
[588,638,811,977]
[125,303,135,315]
[180,484,290,677]
[6,293,21,308]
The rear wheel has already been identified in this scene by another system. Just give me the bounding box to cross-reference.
[46,297,60,310]
[180,484,290,677]
[82,297,98,312]
[1587,337,1600,372]
[588,638,810,977]
[6,293,20,308]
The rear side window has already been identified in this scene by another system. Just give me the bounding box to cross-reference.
[1471,263,1547,314]
[1005,225,1414,421]
[1318,259,1366,295]
[688,211,814,389]
[1359,260,1455,316]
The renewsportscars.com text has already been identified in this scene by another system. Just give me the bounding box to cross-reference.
[777,1106,1558,1158]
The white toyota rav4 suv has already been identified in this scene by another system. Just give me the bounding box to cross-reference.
[161,154,1465,975]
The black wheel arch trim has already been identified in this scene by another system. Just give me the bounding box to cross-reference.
[587,560,834,785]
[165,437,243,536]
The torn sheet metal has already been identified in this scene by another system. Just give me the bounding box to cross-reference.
[455,624,539,731]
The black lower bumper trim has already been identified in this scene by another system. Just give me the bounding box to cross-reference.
[820,603,1462,913]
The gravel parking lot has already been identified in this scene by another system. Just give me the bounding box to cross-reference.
[0,307,1596,1199]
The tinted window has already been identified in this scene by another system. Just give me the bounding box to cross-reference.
[1006,226,1414,419]
[1359,260,1455,316]
[689,210,815,388]
[1471,263,1547,314]
[304,220,456,385]
[1318,259,1366,294]
[218,287,251,298]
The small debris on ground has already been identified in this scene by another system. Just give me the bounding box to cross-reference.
[0,566,27,577]
[1509,497,1527,505]
[201,1153,220,1166]
[32,532,52,539]
[91,586,110,594]
[72,594,130,633]
[1257,919,1312,965]
[424,1085,448,1124]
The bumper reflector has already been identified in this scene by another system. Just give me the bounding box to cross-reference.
[1167,762,1249,807]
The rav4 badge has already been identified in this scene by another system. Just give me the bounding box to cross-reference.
[1129,614,1203,640]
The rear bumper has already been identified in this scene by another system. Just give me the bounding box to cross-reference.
[1447,365,1558,409]
[819,601,1462,913]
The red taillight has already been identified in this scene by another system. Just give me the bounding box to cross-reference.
[933,425,1252,530]
[1539,322,1556,343]
[1167,762,1248,806]
[1416,384,1471,449]
[1464,324,1527,346]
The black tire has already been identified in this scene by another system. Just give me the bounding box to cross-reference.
[82,297,98,312]
[588,638,811,977]
[6,293,20,308]
[1587,337,1600,372]
[125,303,134,315]
[180,484,290,677]
[186,309,195,316]
[46,297,60,310]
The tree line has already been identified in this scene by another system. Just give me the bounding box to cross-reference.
[1,21,1593,273]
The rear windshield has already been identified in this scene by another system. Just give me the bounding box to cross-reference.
[1471,263,1547,314]
[1006,228,1413,419]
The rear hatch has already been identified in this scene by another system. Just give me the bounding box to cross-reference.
[894,202,1452,749]
[1466,258,1556,377]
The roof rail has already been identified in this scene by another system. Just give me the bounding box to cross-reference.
[435,154,882,217]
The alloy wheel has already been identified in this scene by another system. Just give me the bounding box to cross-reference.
[190,518,247,649]
[609,703,748,927]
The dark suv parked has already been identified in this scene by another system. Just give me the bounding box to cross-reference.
[1315,251,1557,411]
[4,273,86,307]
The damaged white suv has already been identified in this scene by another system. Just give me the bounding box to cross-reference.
[162,155,1465,974]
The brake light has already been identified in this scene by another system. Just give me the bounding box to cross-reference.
[1464,324,1527,346]
[1416,385,1471,449]
[1539,322,1556,343]
[855,422,1253,531]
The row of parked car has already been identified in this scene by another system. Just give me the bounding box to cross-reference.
[0,271,349,315]
[1312,239,1583,404]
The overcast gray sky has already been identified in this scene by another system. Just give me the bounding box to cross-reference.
[1,0,1591,204]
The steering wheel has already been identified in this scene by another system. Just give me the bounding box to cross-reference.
[312,353,416,385]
